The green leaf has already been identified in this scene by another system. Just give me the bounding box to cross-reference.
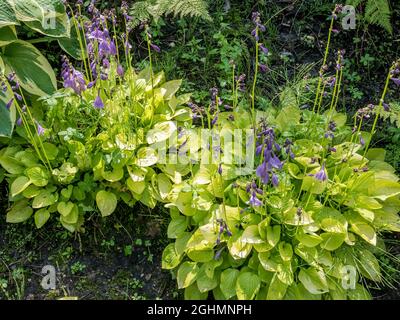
[58,23,86,60]
[187,249,214,263]
[34,208,50,228]
[235,272,261,300]
[0,0,19,27]
[220,268,239,299]
[57,201,74,217]
[32,189,58,208]
[96,190,117,217]
[22,184,41,198]
[26,166,49,187]
[315,207,348,234]
[320,233,345,251]
[278,242,293,261]
[177,261,199,289]
[0,89,16,138]
[357,250,381,282]
[347,214,377,245]
[184,283,208,300]
[370,180,400,201]
[10,176,32,197]
[14,0,70,37]
[160,79,182,100]
[167,216,187,239]
[242,225,264,244]
[0,25,17,46]
[157,173,171,199]
[298,267,329,295]
[6,200,33,223]
[266,225,281,248]
[267,274,288,300]
[135,147,158,167]
[366,148,386,161]
[146,121,177,144]
[102,167,124,182]
[197,268,218,293]
[347,284,371,300]
[161,243,181,269]
[3,40,57,96]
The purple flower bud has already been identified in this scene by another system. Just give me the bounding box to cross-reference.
[391,78,400,86]
[271,173,279,187]
[117,64,124,77]
[16,117,22,126]
[314,164,327,182]
[87,80,96,89]
[360,135,365,146]
[37,123,45,136]
[102,58,110,68]
[150,43,161,53]
[6,99,14,110]
[259,63,268,73]
[249,191,262,207]
[218,163,222,175]
[94,94,104,109]
[14,92,22,101]
[259,44,269,55]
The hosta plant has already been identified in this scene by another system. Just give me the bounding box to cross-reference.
[160,7,400,300]
[0,1,192,232]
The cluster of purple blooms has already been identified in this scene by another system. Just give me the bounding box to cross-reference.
[5,73,22,110]
[3,72,45,135]
[247,181,264,207]
[255,127,282,188]
[61,0,128,109]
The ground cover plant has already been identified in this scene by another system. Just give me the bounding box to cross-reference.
[0,0,400,300]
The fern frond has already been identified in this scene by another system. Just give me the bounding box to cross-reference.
[129,1,154,28]
[365,0,392,34]
[164,0,212,21]
[129,0,212,29]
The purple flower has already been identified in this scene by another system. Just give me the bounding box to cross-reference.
[16,117,22,126]
[249,191,262,207]
[271,173,279,187]
[314,164,327,182]
[383,102,390,112]
[259,63,268,73]
[6,99,14,110]
[102,58,110,69]
[211,114,218,126]
[150,43,161,53]
[61,56,87,95]
[87,80,96,89]
[270,155,283,170]
[117,65,124,77]
[256,161,270,184]
[391,78,400,86]
[14,92,22,101]
[94,94,104,109]
[259,44,269,55]
[360,135,365,146]
[218,163,222,175]
[37,123,45,136]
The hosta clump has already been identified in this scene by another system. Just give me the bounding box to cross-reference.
[0,64,192,231]
[161,101,400,300]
